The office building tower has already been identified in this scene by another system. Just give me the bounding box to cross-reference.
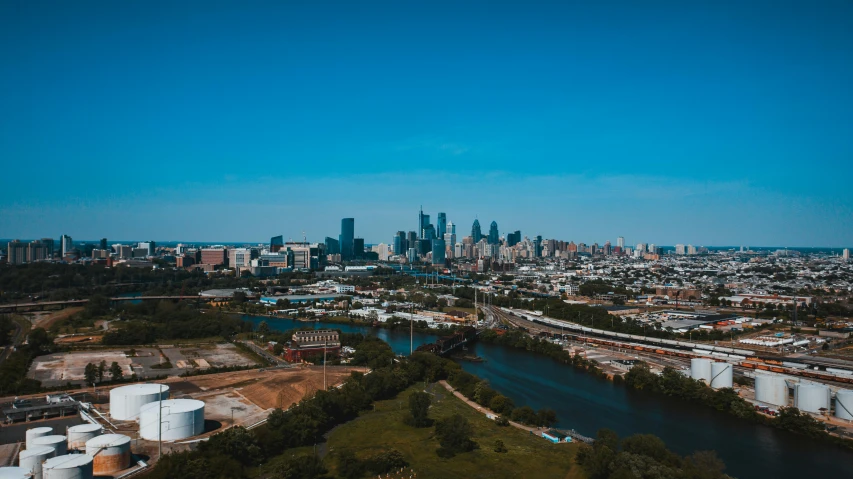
[534,235,543,257]
[324,237,340,255]
[506,230,521,247]
[687,245,697,255]
[418,207,426,239]
[604,241,612,256]
[407,231,418,249]
[488,221,499,245]
[40,238,55,258]
[437,213,447,239]
[340,218,355,260]
[423,224,436,240]
[432,238,446,265]
[353,238,365,259]
[138,241,156,256]
[29,240,50,262]
[407,247,418,263]
[99,238,108,250]
[421,214,431,239]
[270,235,284,252]
[843,248,850,260]
[60,235,72,258]
[447,220,456,235]
[675,244,686,255]
[6,241,28,265]
[375,243,390,261]
[418,238,431,256]
[229,248,254,269]
[471,219,483,243]
[394,231,407,255]
[201,248,228,266]
[444,232,456,250]
[617,236,625,249]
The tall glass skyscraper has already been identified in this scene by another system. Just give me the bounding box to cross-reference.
[437,213,447,239]
[488,221,499,245]
[340,218,354,260]
[432,238,446,265]
[394,231,407,255]
[471,219,482,242]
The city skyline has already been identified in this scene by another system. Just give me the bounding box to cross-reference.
[2,2,852,245]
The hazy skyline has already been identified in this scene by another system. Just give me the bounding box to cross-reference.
[2,1,852,246]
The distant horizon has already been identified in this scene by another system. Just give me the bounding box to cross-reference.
[2,2,851,245]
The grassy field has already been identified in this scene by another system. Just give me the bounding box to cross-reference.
[317,384,586,479]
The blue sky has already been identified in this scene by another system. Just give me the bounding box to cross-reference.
[1,0,851,246]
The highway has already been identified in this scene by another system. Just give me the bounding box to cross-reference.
[0,295,233,312]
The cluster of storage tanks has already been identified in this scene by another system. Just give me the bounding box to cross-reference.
[753,372,853,419]
[0,424,132,479]
[0,383,205,479]
[690,358,734,389]
[110,383,205,440]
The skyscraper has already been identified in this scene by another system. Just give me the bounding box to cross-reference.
[407,231,418,249]
[324,237,340,255]
[844,248,850,260]
[353,238,365,259]
[418,207,425,239]
[534,235,542,257]
[60,234,72,258]
[394,231,407,255]
[340,218,354,260]
[437,212,447,239]
[447,220,456,235]
[421,214,432,238]
[488,221,499,245]
[40,238,55,258]
[432,238,446,265]
[507,230,521,247]
[617,236,625,249]
[100,238,108,250]
[471,219,482,243]
[270,235,284,252]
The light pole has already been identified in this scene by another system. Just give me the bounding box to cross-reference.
[323,339,327,390]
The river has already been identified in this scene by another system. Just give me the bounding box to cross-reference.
[243,315,853,478]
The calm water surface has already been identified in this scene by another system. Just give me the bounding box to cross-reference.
[245,315,853,478]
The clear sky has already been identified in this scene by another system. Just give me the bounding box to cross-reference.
[1,0,851,247]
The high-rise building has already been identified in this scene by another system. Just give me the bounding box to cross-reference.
[604,241,612,255]
[270,235,284,252]
[374,243,390,261]
[471,219,483,243]
[447,221,456,235]
[636,243,646,254]
[40,238,55,258]
[138,241,156,256]
[421,214,431,239]
[687,245,697,255]
[418,207,426,239]
[534,236,543,257]
[340,218,355,260]
[437,213,447,239]
[675,244,686,255]
[407,231,418,249]
[324,237,340,255]
[407,247,418,263]
[432,238,446,265]
[99,238,108,250]
[617,236,625,249]
[60,235,72,258]
[843,248,850,260]
[423,224,436,240]
[353,238,365,259]
[488,221,499,245]
[229,248,255,269]
[506,231,521,247]
[394,231,407,255]
[6,240,28,265]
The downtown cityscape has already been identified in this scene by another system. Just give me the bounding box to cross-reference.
[2,1,853,479]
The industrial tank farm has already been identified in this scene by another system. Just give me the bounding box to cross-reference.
[66,424,102,451]
[836,389,853,420]
[25,428,53,449]
[710,362,734,389]
[0,467,34,478]
[794,382,831,413]
[690,358,712,385]
[29,436,66,457]
[41,454,93,479]
[85,434,131,475]
[139,398,205,441]
[109,383,170,420]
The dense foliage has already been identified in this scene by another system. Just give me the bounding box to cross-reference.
[576,428,733,479]
[100,301,252,344]
[0,327,55,395]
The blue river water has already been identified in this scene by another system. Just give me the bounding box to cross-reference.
[244,315,853,478]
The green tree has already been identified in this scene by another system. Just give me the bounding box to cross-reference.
[493,439,508,453]
[407,391,432,427]
[273,343,284,356]
[489,395,514,415]
[110,361,123,380]
[434,414,476,457]
[257,321,270,336]
[336,451,364,479]
[97,360,107,382]
[84,363,97,385]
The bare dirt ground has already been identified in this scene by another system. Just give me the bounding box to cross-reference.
[29,350,133,384]
[238,366,363,409]
[29,307,84,329]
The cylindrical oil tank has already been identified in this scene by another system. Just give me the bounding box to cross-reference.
[690,358,712,385]
[85,434,131,475]
[30,437,66,457]
[835,389,853,421]
[794,382,831,413]
[25,428,53,449]
[710,362,734,389]
[754,373,789,407]
[0,467,33,478]
[139,399,205,441]
[110,383,170,421]
[19,446,55,479]
[66,425,102,451]
[42,454,93,479]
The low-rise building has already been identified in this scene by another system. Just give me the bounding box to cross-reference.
[283,330,341,362]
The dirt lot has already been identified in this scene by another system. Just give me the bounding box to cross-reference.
[30,350,134,385]
[28,307,84,329]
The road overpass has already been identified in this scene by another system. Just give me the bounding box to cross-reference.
[0,295,234,312]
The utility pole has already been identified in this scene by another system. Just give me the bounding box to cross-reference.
[410,302,414,355]
[323,340,327,390]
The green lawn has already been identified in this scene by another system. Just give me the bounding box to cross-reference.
[322,384,586,479]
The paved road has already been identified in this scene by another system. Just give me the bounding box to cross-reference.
[238,340,289,366]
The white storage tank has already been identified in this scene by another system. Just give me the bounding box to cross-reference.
[66,425,102,451]
[710,362,734,389]
[30,437,66,457]
[794,382,831,413]
[835,389,853,421]
[42,454,93,479]
[754,373,789,407]
[85,434,131,475]
[110,383,170,421]
[25,428,53,449]
[0,466,34,478]
[19,446,55,479]
[690,358,712,385]
[139,399,205,441]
